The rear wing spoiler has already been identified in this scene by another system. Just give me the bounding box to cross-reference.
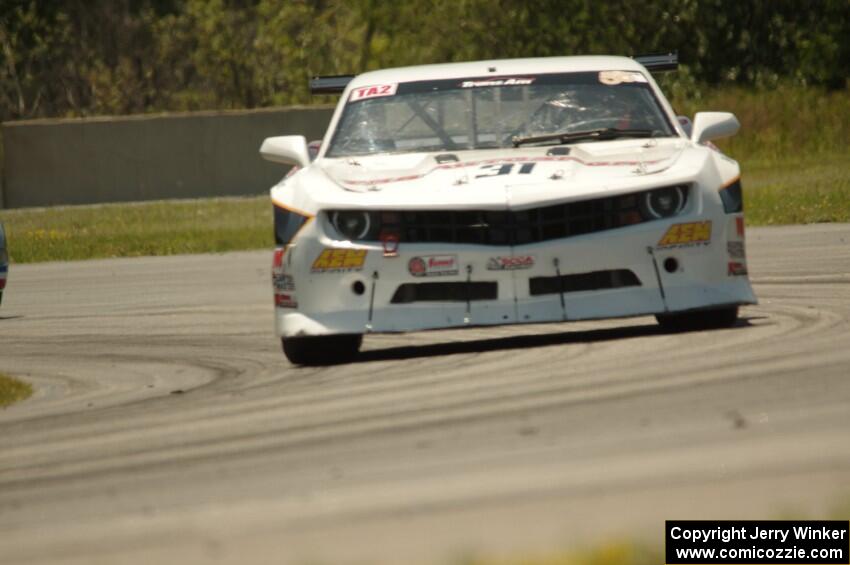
[309,75,355,95]
[633,51,678,73]
[309,52,678,95]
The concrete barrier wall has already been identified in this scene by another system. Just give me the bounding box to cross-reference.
[0,105,334,209]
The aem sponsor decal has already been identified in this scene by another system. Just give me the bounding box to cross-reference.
[487,255,535,271]
[349,83,397,102]
[657,221,712,248]
[460,77,534,88]
[408,255,459,277]
[312,249,368,272]
[728,261,748,276]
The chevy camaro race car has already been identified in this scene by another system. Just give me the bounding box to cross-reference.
[261,54,756,365]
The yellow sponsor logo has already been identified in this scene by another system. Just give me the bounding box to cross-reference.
[657,221,712,247]
[311,248,367,271]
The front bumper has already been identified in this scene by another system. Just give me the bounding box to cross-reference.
[273,210,756,337]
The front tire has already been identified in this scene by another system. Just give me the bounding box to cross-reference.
[281,334,363,366]
[656,306,739,332]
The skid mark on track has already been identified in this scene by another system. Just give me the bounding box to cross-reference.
[1,226,850,565]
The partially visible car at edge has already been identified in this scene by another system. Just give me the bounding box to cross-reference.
[0,222,8,306]
[260,54,756,365]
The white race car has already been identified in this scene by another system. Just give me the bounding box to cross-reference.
[261,54,756,365]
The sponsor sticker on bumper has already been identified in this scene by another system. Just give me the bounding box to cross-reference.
[409,255,459,277]
[487,255,535,271]
[727,241,745,259]
[658,221,712,249]
[273,274,296,291]
[728,261,748,276]
[312,249,368,272]
[274,293,298,308]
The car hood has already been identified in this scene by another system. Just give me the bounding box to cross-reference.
[292,138,707,210]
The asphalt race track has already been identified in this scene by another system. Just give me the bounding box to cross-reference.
[1,224,849,564]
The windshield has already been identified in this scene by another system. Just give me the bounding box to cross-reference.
[326,71,676,157]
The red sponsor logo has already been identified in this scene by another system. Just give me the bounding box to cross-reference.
[381,232,400,257]
[409,255,458,277]
[487,255,534,271]
[728,261,748,276]
[736,216,746,238]
[408,257,426,276]
[274,293,298,308]
[272,247,285,277]
[428,256,455,268]
[350,83,398,102]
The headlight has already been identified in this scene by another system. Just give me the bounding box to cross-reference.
[330,211,372,240]
[640,185,687,219]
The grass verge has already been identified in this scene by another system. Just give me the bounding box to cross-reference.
[0,373,33,408]
[0,196,272,263]
[672,85,850,166]
[744,155,850,225]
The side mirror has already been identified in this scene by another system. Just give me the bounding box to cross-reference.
[691,112,740,144]
[260,135,310,167]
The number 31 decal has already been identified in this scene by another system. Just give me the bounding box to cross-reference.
[475,162,536,178]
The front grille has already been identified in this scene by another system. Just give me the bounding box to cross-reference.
[391,282,498,304]
[529,269,641,296]
[362,186,686,246]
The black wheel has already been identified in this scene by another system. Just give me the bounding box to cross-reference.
[281,334,363,366]
[656,306,739,332]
